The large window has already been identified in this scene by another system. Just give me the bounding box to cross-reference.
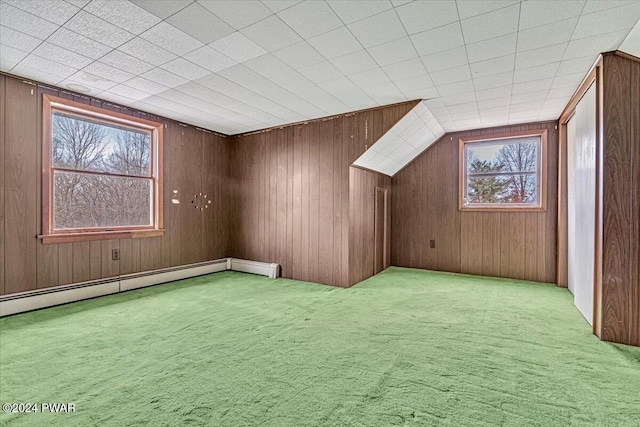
[459,130,547,211]
[40,95,164,243]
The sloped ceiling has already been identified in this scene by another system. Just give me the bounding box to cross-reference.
[353,100,444,176]
[1,0,640,135]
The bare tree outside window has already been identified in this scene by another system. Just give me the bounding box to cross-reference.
[462,135,542,209]
[52,112,153,230]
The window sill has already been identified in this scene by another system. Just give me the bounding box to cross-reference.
[38,229,165,244]
[459,206,546,213]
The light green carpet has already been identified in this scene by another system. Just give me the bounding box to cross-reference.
[1,268,639,426]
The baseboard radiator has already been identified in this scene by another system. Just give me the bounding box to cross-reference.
[0,258,279,317]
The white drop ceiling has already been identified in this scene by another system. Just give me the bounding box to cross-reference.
[1,0,640,139]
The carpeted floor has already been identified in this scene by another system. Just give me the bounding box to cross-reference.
[1,268,639,426]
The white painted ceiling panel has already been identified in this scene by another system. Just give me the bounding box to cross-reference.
[352,100,445,176]
[1,0,639,136]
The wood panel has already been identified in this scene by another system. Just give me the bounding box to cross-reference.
[392,121,558,283]
[4,78,38,294]
[0,75,5,295]
[0,75,231,296]
[231,102,416,287]
[600,54,640,345]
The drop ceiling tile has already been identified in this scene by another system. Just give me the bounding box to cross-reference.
[348,10,406,48]
[509,100,543,113]
[156,88,202,106]
[514,43,567,69]
[84,0,160,35]
[395,0,459,35]
[543,98,569,109]
[298,60,344,83]
[466,32,517,63]
[620,28,640,57]
[382,57,427,81]
[550,72,584,89]
[166,3,235,44]
[511,78,552,95]
[326,1,392,25]
[513,62,559,84]
[0,25,41,52]
[0,45,29,71]
[200,0,273,30]
[348,68,390,88]
[477,96,511,109]
[563,30,629,59]
[517,18,578,52]
[449,109,480,121]
[393,73,434,93]
[0,3,59,39]
[411,22,464,56]
[119,37,177,66]
[470,54,514,78]
[573,2,640,40]
[130,0,191,19]
[318,76,359,94]
[183,46,237,73]
[479,105,510,117]
[367,37,418,67]
[4,0,79,25]
[446,101,480,114]
[509,90,548,103]
[519,0,585,30]
[308,27,362,60]
[437,79,475,97]
[273,41,325,69]
[241,15,301,51]
[278,1,342,38]
[48,27,112,60]
[421,46,468,72]
[84,61,135,83]
[458,0,519,19]
[582,0,637,14]
[195,73,257,102]
[261,1,302,13]
[64,11,135,48]
[461,4,519,44]
[16,54,77,81]
[107,84,152,101]
[474,84,512,101]
[405,86,440,100]
[124,76,169,95]
[99,50,155,75]
[139,22,203,55]
[160,57,209,80]
[367,81,406,105]
[210,32,267,63]
[65,71,120,91]
[429,64,471,85]
[141,67,188,88]
[330,50,378,75]
[32,42,93,69]
[546,86,577,100]
[174,82,240,107]
[473,71,513,90]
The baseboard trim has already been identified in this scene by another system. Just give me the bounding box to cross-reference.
[0,258,279,316]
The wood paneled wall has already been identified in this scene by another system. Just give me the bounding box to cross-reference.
[349,166,391,286]
[391,121,558,284]
[0,75,231,295]
[230,102,416,287]
[600,53,640,346]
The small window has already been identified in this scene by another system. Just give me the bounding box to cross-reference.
[459,130,547,212]
[41,95,164,243]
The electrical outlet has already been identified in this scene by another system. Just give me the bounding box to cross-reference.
[112,249,120,261]
[429,240,436,249]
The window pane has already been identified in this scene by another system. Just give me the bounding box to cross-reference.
[52,112,151,177]
[466,136,538,175]
[53,171,152,229]
[466,174,537,205]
